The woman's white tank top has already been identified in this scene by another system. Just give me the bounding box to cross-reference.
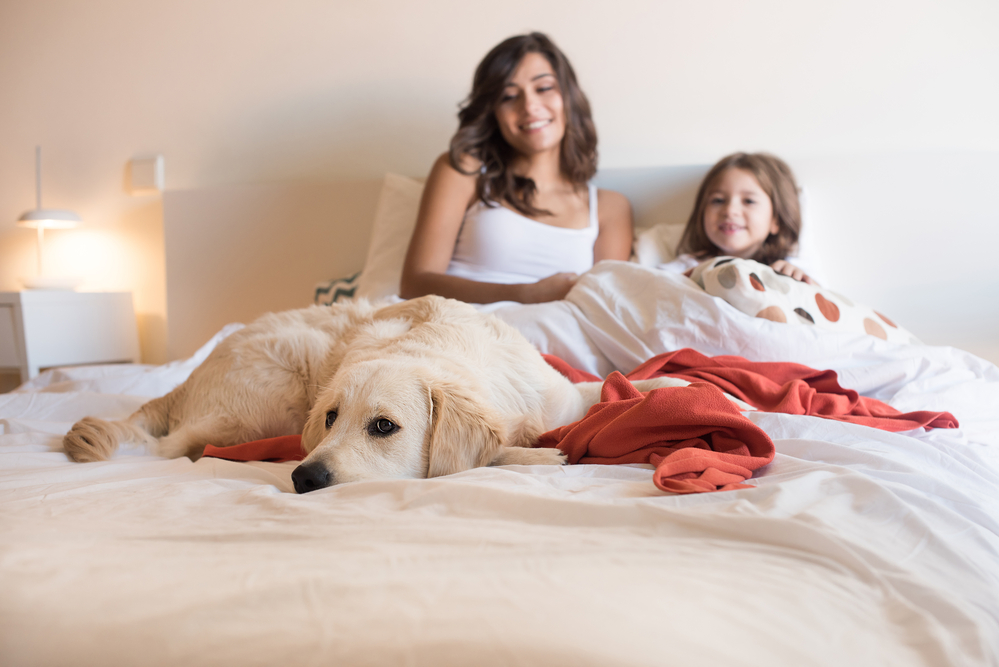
[446,184,599,284]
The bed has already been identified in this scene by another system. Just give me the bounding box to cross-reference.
[2,164,998,666]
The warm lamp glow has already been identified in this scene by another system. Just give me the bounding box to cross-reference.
[17,146,84,289]
[52,229,132,289]
[17,209,82,230]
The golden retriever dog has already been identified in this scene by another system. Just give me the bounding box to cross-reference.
[64,295,691,493]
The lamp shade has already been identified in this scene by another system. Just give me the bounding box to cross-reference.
[17,208,82,229]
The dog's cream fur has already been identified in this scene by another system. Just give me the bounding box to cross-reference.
[63,295,694,491]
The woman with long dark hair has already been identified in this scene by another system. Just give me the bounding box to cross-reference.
[400,33,633,304]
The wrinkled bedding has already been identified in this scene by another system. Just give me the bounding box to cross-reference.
[2,262,998,666]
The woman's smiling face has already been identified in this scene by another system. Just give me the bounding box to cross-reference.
[702,167,779,259]
[494,52,566,157]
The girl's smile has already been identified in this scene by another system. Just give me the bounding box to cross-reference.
[703,167,779,259]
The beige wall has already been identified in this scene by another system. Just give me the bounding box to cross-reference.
[1,0,997,363]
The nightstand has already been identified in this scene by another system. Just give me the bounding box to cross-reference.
[0,291,140,382]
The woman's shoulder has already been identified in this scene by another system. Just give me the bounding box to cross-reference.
[595,187,628,205]
[595,188,633,224]
[421,152,481,214]
[426,152,478,187]
[430,151,482,177]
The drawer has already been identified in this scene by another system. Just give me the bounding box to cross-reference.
[0,305,19,367]
[20,293,140,370]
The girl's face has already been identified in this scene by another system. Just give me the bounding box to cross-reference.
[494,52,566,157]
[702,168,779,259]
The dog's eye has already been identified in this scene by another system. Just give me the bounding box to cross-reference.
[325,411,338,429]
[368,418,398,436]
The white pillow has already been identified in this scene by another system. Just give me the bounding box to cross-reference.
[632,222,685,267]
[354,173,425,301]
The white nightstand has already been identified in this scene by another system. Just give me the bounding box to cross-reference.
[0,291,140,382]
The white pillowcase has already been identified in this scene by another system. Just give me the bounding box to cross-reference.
[354,173,425,301]
[632,222,685,267]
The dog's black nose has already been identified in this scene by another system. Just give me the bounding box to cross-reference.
[292,461,332,494]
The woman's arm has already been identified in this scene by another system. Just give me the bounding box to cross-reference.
[593,189,634,262]
[399,153,582,304]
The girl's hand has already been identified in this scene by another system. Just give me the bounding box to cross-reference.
[770,260,818,286]
[523,272,579,303]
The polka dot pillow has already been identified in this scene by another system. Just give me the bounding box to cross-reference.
[688,257,919,344]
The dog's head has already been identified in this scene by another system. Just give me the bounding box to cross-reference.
[293,358,505,493]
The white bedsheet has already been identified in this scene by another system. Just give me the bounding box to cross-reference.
[2,263,998,666]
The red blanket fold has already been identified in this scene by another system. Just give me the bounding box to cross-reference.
[539,349,957,495]
[535,373,775,494]
[543,351,958,432]
[202,435,305,463]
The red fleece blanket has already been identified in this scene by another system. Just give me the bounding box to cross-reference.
[202,435,304,463]
[542,350,958,432]
[537,349,957,494]
[535,372,775,494]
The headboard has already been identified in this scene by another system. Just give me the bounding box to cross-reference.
[593,165,708,230]
[163,155,999,365]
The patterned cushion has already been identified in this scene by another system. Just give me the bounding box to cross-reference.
[314,272,361,306]
[690,257,920,345]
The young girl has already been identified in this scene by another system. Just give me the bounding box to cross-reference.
[399,33,633,304]
[669,152,817,285]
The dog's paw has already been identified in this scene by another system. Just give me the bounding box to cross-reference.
[489,446,568,467]
[63,417,118,462]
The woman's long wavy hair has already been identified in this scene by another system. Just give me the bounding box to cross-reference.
[449,32,597,218]
[677,152,802,265]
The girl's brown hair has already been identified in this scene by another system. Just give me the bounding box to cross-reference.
[449,32,597,218]
[677,152,802,265]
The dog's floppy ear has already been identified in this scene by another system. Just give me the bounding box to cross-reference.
[427,380,505,478]
[301,404,327,454]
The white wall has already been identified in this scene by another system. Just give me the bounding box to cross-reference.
[1,0,996,363]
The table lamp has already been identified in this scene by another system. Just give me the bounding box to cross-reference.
[17,146,83,290]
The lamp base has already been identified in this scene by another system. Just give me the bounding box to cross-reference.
[20,275,84,290]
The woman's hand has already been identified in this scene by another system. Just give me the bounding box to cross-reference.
[770,259,818,286]
[522,272,579,303]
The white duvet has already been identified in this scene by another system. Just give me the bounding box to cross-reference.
[2,262,998,666]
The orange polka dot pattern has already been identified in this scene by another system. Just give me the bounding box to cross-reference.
[814,294,840,322]
[875,311,897,328]
[756,306,786,323]
[864,318,887,340]
[690,256,919,345]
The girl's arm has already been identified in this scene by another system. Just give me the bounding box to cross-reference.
[399,153,577,304]
[593,189,634,262]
